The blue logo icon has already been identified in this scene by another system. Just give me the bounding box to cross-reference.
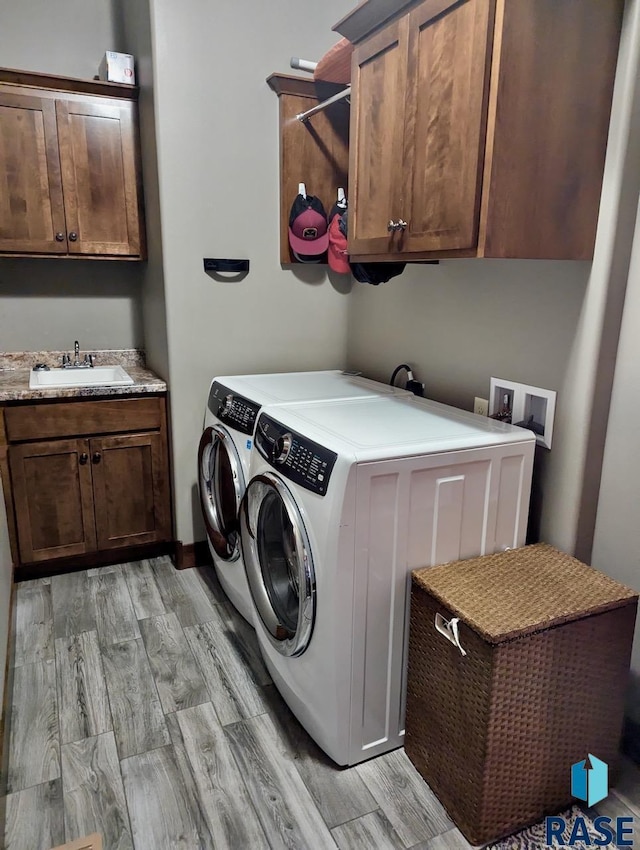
[246,439,252,450]
[571,754,608,806]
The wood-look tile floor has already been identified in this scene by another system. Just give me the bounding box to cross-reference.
[3,556,640,850]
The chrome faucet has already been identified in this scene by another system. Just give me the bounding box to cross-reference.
[62,340,93,368]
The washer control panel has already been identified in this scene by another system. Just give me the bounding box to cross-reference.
[208,381,261,436]
[255,414,337,496]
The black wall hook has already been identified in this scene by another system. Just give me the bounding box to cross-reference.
[203,258,249,273]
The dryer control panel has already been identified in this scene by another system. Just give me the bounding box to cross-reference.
[208,382,261,436]
[255,414,337,497]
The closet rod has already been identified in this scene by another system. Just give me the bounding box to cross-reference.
[296,86,351,123]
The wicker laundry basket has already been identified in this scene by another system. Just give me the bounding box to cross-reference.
[405,543,638,846]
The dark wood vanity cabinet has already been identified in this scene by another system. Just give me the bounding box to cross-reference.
[9,437,98,562]
[1,395,171,570]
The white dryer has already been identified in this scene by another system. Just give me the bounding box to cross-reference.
[240,395,535,765]
[198,371,408,622]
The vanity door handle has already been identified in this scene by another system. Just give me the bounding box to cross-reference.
[55,232,65,242]
[79,453,88,465]
[69,232,78,242]
[92,452,102,464]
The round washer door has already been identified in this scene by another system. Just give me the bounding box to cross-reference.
[240,473,315,657]
[198,425,244,561]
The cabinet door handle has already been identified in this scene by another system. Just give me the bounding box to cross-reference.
[387,220,398,232]
[79,453,89,465]
[398,219,408,231]
[92,452,102,464]
[69,232,78,242]
[55,232,65,242]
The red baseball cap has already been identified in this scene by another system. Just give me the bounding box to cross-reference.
[288,194,329,260]
[328,214,350,274]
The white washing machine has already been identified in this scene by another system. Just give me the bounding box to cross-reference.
[198,371,409,622]
[240,395,536,765]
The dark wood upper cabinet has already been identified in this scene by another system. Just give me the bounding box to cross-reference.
[0,68,146,259]
[349,17,409,257]
[0,91,67,255]
[401,0,494,255]
[340,0,624,261]
[56,99,142,257]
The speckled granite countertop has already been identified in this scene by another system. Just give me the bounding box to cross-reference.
[0,349,167,402]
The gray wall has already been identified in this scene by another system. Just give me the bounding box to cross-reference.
[0,0,144,353]
[346,0,640,559]
[0,0,123,79]
[118,0,169,379]
[592,194,640,720]
[0,261,143,352]
[148,0,353,543]
[346,259,587,410]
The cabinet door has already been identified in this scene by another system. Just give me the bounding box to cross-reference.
[348,16,410,256]
[56,98,144,257]
[9,438,97,563]
[399,0,494,253]
[0,91,68,254]
[90,433,171,551]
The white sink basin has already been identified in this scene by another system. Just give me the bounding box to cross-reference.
[29,365,135,390]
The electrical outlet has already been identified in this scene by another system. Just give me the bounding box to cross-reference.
[474,397,489,416]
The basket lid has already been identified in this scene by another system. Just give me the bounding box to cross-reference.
[412,543,638,644]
